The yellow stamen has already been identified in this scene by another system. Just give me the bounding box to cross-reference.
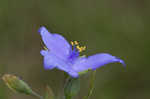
[74,41,79,45]
[76,45,86,52]
[71,41,74,46]
[76,45,81,52]
[43,46,48,50]
[70,41,86,52]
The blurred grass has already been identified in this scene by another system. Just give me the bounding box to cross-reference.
[0,0,150,99]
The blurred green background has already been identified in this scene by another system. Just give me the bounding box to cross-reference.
[0,0,150,99]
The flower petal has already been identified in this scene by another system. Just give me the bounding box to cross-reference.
[72,53,125,72]
[38,26,71,60]
[40,50,56,69]
[40,50,78,78]
[68,46,79,62]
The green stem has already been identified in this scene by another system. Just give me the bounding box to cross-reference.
[31,91,44,99]
[83,70,96,99]
[64,76,72,99]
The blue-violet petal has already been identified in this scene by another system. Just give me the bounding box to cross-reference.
[38,26,71,60]
[72,53,125,72]
[40,50,78,77]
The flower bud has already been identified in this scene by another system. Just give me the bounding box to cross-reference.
[2,74,33,95]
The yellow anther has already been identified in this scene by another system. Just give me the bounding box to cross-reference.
[43,46,48,50]
[76,45,80,50]
[78,46,82,52]
[81,46,86,51]
[71,41,79,46]
[71,41,75,46]
[70,40,86,52]
[76,45,86,52]
[74,41,79,45]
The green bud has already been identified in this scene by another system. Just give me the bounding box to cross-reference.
[2,74,33,95]
[64,78,80,99]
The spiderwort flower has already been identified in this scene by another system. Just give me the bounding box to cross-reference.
[38,26,125,78]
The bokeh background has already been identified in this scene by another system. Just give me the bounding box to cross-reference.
[0,0,150,99]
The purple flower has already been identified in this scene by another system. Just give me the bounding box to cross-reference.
[38,26,125,78]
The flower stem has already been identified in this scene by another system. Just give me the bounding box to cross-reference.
[31,91,44,99]
[83,70,96,99]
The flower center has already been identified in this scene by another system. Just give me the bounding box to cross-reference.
[70,41,86,52]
